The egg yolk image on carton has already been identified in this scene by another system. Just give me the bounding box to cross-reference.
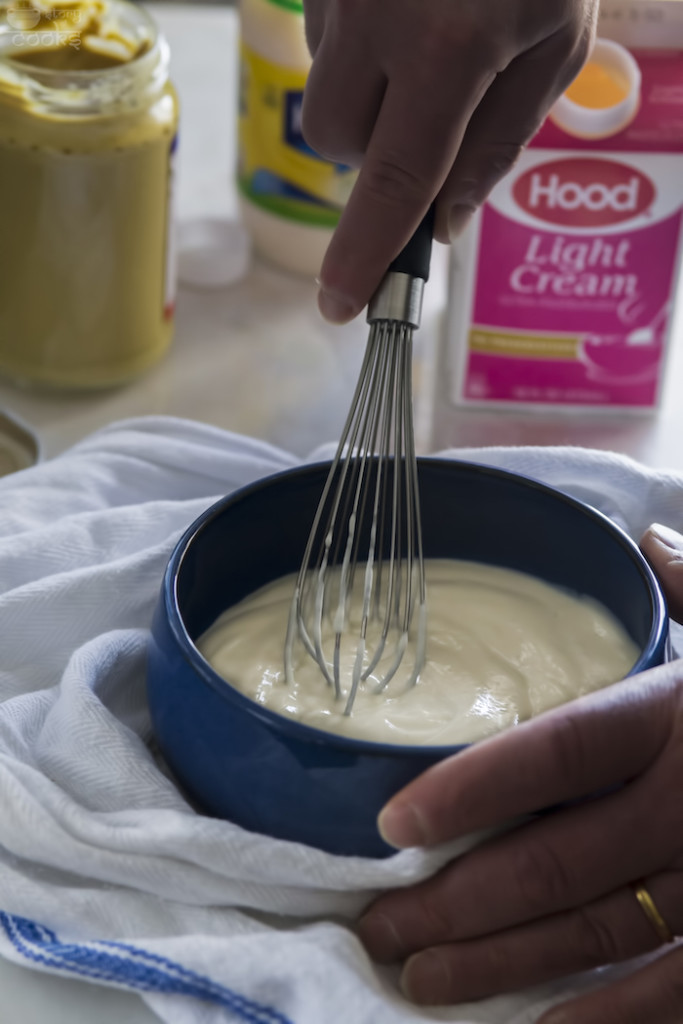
[448,0,683,411]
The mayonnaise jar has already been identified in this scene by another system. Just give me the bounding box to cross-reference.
[0,1,178,388]
[238,0,356,276]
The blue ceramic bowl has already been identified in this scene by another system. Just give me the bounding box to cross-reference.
[147,459,668,858]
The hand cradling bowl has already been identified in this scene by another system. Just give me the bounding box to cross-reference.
[147,460,668,858]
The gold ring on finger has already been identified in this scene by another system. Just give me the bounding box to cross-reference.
[632,880,676,945]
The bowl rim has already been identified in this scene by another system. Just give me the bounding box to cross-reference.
[159,457,668,757]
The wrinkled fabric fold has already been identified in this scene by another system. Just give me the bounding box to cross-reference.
[0,416,680,1024]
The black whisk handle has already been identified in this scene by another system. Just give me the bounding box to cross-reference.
[387,204,436,282]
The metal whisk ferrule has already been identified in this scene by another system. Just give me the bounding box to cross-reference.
[285,209,434,716]
[367,271,425,328]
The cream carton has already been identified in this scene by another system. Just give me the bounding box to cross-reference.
[448,0,683,411]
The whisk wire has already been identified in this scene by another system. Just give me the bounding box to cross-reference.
[288,316,427,712]
[342,327,390,601]
[403,330,427,688]
[344,323,400,713]
[359,323,398,682]
[333,332,390,701]
[287,332,381,689]
[286,207,434,713]
[371,324,415,694]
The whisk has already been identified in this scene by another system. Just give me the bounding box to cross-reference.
[285,208,435,715]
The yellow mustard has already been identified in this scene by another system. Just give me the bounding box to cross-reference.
[0,0,178,388]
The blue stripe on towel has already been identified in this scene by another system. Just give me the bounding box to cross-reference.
[0,912,293,1024]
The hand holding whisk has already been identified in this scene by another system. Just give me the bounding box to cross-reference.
[285,208,435,714]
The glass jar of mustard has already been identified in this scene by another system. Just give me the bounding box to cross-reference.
[0,1,178,389]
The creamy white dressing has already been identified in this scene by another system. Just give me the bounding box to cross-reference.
[197,559,639,746]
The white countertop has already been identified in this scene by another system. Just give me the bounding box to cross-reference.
[1,4,683,1022]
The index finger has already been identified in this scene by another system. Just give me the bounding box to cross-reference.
[378,661,679,849]
[317,63,495,323]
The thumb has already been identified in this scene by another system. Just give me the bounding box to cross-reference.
[640,523,683,623]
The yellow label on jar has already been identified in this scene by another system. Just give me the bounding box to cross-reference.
[238,42,356,227]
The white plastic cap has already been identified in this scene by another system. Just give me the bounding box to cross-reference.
[178,218,252,290]
[550,39,642,141]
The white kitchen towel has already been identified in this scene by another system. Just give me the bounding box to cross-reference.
[0,415,680,1024]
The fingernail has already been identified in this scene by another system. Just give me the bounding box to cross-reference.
[357,912,403,963]
[318,288,356,324]
[377,799,427,849]
[448,204,476,241]
[648,523,683,552]
[401,950,451,1006]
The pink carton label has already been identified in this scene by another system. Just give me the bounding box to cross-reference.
[458,48,683,410]
[466,202,682,406]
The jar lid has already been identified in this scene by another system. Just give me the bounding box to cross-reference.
[178,218,252,290]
